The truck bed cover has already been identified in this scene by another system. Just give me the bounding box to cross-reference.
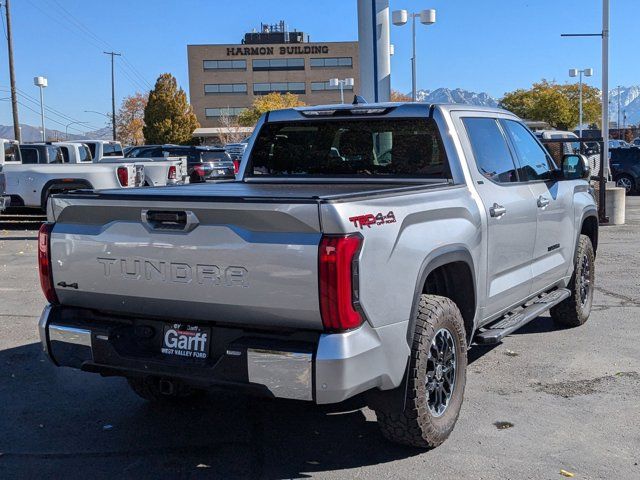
[61,179,450,203]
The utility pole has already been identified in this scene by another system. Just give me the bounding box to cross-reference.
[617,85,622,139]
[4,0,21,142]
[103,51,121,141]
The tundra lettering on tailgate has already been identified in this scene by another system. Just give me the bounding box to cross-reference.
[97,257,249,287]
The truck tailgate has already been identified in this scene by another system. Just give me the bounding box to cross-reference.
[50,197,323,329]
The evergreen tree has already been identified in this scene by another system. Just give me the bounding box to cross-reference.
[143,73,199,144]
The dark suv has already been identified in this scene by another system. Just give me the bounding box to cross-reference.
[125,145,236,183]
[610,147,640,195]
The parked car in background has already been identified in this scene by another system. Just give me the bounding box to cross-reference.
[609,139,632,149]
[610,147,640,195]
[20,144,65,164]
[631,138,640,148]
[224,140,249,161]
[125,145,236,182]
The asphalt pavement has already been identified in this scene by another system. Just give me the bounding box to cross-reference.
[0,202,638,480]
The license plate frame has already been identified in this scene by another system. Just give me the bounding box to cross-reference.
[161,323,210,362]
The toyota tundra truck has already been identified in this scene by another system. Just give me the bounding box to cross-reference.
[37,103,598,449]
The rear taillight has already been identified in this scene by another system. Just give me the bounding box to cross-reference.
[117,166,129,187]
[168,165,177,180]
[38,223,58,304]
[233,159,240,174]
[318,234,363,332]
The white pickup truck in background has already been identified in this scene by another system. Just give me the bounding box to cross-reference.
[72,140,188,186]
[0,138,144,211]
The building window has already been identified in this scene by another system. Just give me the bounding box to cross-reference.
[309,57,353,68]
[253,58,305,71]
[205,107,246,118]
[311,81,354,92]
[204,83,248,95]
[203,60,247,70]
[253,82,306,95]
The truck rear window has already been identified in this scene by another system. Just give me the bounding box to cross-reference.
[248,118,450,179]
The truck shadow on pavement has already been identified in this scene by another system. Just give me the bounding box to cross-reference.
[0,343,422,479]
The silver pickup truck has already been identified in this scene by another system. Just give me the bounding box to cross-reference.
[37,103,598,448]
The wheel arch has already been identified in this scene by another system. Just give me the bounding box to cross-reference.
[407,247,477,346]
[579,209,599,256]
[40,179,94,209]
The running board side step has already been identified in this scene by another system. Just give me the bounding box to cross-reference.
[475,288,571,345]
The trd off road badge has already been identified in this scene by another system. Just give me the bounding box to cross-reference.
[349,211,397,229]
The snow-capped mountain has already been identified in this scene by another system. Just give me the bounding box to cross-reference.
[414,88,499,107]
[608,86,640,126]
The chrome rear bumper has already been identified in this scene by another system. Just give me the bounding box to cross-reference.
[0,196,9,212]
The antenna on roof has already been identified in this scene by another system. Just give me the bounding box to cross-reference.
[352,95,368,105]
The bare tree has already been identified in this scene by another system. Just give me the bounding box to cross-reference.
[217,108,247,145]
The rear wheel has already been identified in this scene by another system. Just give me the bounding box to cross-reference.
[550,234,595,327]
[373,295,467,449]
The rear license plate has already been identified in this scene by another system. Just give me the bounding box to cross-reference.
[161,324,210,361]
[217,169,226,175]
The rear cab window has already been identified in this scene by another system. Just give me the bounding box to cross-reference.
[47,146,64,164]
[248,118,451,180]
[59,146,71,163]
[103,142,124,157]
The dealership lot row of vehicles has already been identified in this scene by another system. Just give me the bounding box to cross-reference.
[0,139,240,211]
[35,102,598,449]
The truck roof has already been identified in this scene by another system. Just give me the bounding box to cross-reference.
[273,102,514,119]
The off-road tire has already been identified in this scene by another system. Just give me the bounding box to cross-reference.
[127,377,200,402]
[550,234,595,327]
[374,295,467,449]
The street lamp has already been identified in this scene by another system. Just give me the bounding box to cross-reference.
[392,8,436,102]
[34,76,48,142]
[329,78,355,104]
[65,121,89,140]
[569,67,593,138]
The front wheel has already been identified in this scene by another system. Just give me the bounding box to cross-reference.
[373,295,467,449]
[550,234,595,327]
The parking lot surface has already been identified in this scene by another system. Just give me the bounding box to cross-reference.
[0,202,638,479]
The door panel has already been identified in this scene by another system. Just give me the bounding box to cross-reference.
[458,116,537,318]
[500,119,575,293]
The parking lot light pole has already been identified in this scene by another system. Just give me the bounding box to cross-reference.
[65,121,89,140]
[329,78,355,104]
[33,76,48,142]
[392,8,436,102]
[569,68,593,138]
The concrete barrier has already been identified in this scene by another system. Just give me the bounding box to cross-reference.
[605,186,626,225]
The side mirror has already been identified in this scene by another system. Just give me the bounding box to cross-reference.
[561,154,591,181]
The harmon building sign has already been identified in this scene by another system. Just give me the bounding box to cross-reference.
[226,45,331,56]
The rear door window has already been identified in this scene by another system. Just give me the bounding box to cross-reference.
[248,118,451,178]
[78,145,92,162]
[20,148,39,164]
[59,146,71,163]
[462,117,518,183]
[47,146,64,164]
[502,120,556,181]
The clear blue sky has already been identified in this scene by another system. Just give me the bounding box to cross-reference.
[0,0,636,133]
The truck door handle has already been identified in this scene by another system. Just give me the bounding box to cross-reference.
[537,196,550,208]
[489,203,507,218]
